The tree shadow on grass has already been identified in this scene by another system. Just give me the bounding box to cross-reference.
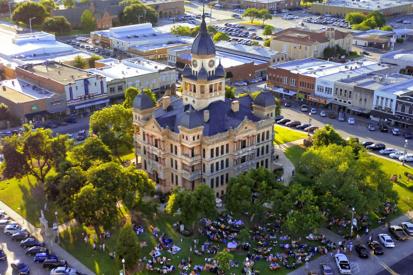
[18,177,45,227]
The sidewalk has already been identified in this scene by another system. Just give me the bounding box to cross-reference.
[289,211,413,275]
[274,139,304,184]
[0,201,95,275]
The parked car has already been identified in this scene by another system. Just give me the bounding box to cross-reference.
[378,233,395,248]
[50,267,77,275]
[284,102,291,107]
[20,237,43,248]
[338,112,345,122]
[42,258,66,269]
[12,230,29,241]
[76,130,87,141]
[300,104,309,112]
[320,263,334,275]
[389,225,409,241]
[366,143,386,151]
[310,107,317,114]
[275,115,284,122]
[334,253,351,274]
[379,148,397,155]
[296,123,311,130]
[327,112,337,119]
[367,240,384,255]
[380,125,389,132]
[286,120,301,127]
[320,110,327,117]
[25,246,48,256]
[392,128,401,136]
[34,252,57,263]
[305,126,319,133]
[354,244,369,258]
[362,141,374,147]
[347,117,355,125]
[367,124,376,131]
[389,151,405,159]
[403,132,413,139]
[11,260,30,275]
[64,115,77,124]
[4,223,21,235]
[0,218,11,227]
[0,248,6,261]
[401,221,413,236]
[277,118,291,125]
[399,154,413,162]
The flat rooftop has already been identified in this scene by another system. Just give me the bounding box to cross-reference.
[272,58,338,73]
[381,49,413,63]
[343,73,413,91]
[141,0,183,4]
[89,58,172,81]
[178,51,267,68]
[321,63,389,82]
[322,0,412,10]
[20,62,92,85]
[303,60,378,78]
[215,41,280,60]
[0,79,54,103]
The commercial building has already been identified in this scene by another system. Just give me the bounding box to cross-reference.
[0,28,91,80]
[0,79,66,121]
[217,0,300,11]
[270,27,352,60]
[133,15,276,195]
[381,49,413,75]
[267,58,390,104]
[89,57,177,99]
[310,0,413,17]
[15,61,108,115]
[140,0,185,18]
[353,30,396,50]
[91,23,191,59]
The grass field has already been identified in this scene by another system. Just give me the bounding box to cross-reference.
[284,145,306,166]
[274,125,307,145]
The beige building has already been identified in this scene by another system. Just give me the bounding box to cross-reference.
[270,27,352,60]
[141,0,185,18]
[132,15,276,196]
[218,0,300,11]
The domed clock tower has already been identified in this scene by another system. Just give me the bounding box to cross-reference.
[181,12,225,110]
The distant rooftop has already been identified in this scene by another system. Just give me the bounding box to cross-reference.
[89,58,173,81]
[0,79,55,103]
[19,62,93,85]
[321,0,412,10]
[321,62,390,82]
[342,73,413,92]
[381,49,413,64]
[215,41,281,60]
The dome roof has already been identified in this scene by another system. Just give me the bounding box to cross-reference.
[191,15,215,56]
[198,65,208,80]
[215,60,225,77]
[254,92,276,107]
[182,64,192,77]
[178,108,203,129]
[133,93,155,110]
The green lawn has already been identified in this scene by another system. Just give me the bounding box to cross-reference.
[371,156,413,213]
[274,125,307,145]
[284,145,305,166]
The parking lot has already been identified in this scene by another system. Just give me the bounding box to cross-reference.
[214,23,263,46]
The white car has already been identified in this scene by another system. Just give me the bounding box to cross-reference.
[320,110,327,117]
[50,267,77,275]
[347,117,355,125]
[399,154,413,162]
[401,221,413,236]
[4,224,20,235]
[0,218,10,227]
[334,253,352,274]
[310,107,317,114]
[389,151,405,159]
[379,148,397,155]
[378,233,395,248]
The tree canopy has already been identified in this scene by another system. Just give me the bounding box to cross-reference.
[116,224,140,269]
[119,0,158,25]
[42,16,72,35]
[243,8,259,23]
[213,32,230,42]
[12,2,49,25]
[80,9,96,32]
[263,24,273,36]
[39,0,56,13]
[311,125,346,147]
[73,55,87,69]
[225,86,236,99]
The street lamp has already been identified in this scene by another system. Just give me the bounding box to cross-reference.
[122,258,126,275]
[350,207,355,238]
[403,139,408,166]
[29,17,36,33]
[308,112,312,137]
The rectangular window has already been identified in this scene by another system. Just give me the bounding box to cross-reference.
[266,131,270,140]
[257,134,261,143]
[215,177,219,188]
[226,158,229,168]
[170,144,173,153]
[175,160,178,169]
[226,144,229,153]
[215,162,219,171]
[171,173,174,184]
[226,173,229,183]
[215,147,219,157]
[221,145,224,155]
[257,148,260,157]
[203,149,205,158]
[266,145,269,154]
[210,178,214,189]
[211,149,214,158]
[174,146,177,155]
[241,140,246,149]
[221,160,224,170]
[170,158,173,168]
[175,175,178,185]
[221,175,224,186]
[211,164,214,173]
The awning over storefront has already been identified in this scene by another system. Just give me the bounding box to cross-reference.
[72,98,110,110]
[260,84,297,96]
[307,95,330,105]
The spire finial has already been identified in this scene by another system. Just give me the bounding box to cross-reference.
[202,1,205,17]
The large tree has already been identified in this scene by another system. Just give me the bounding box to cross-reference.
[80,9,96,32]
[312,125,346,147]
[116,224,140,269]
[1,126,69,184]
[39,0,56,13]
[63,0,75,8]
[70,136,112,170]
[259,9,272,24]
[119,1,158,25]
[243,8,259,23]
[42,16,72,35]
[12,2,48,25]
[213,32,230,42]
[89,104,133,158]
[225,86,236,99]
[123,87,140,108]
[215,250,234,274]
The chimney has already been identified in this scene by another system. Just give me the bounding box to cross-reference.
[203,110,209,122]
[231,100,240,113]
[1,85,5,91]
[162,95,171,110]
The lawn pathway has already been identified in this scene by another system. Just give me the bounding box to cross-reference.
[273,139,305,184]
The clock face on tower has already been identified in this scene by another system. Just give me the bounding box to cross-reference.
[208,60,215,68]
[192,60,198,68]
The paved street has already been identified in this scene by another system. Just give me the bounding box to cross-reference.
[280,105,413,152]
[377,253,413,275]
